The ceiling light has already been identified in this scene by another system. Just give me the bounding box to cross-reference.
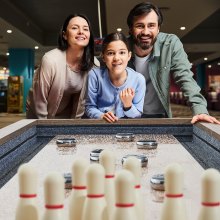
[204,57,208,61]
[6,52,9,56]
[34,46,39,49]
[7,30,12,33]
[180,27,186,30]
[117,28,122,32]
[208,65,212,68]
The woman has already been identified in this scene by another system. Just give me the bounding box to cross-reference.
[85,32,146,123]
[26,14,99,119]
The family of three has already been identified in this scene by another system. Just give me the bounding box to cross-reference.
[26,2,220,125]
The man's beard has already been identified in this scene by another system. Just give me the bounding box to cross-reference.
[133,34,156,50]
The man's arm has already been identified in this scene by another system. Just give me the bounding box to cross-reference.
[170,36,220,124]
[170,37,207,115]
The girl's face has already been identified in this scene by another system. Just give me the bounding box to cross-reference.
[63,16,90,48]
[103,40,131,77]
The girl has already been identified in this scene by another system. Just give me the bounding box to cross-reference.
[26,14,99,119]
[85,32,146,123]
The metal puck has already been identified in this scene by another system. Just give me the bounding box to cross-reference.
[115,133,135,142]
[56,138,77,147]
[122,154,148,167]
[150,174,165,191]
[90,149,104,161]
[136,140,158,149]
[63,173,72,189]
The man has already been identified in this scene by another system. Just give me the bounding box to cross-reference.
[127,2,220,124]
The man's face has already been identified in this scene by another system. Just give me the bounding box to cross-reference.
[130,10,159,51]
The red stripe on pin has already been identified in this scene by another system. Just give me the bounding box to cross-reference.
[87,194,104,198]
[116,203,134,207]
[135,185,141,189]
[166,194,183,198]
[72,186,86,190]
[20,194,37,198]
[45,204,64,209]
[202,202,220,207]
[105,175,115,178]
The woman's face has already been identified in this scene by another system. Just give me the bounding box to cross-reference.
[63,16,90,48]
[103,40,131,77]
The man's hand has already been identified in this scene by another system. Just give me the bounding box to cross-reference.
[101,112,118,123]
[191,114,220,124]
[120,88,135,108]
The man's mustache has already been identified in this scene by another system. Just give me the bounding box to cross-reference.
[137,34,152,38]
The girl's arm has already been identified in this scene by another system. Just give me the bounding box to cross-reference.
[120,75,146,118]
[85,69,105,119]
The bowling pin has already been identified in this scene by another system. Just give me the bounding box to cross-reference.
[15,163,39,220]
[160,163,187,220]
[198,168,220,220]
[42,172,66,220]
[99,149,116,220]
[113,169,137,220]
[82,163,108,220]
[69,157,89,220]
[123,156,144,220]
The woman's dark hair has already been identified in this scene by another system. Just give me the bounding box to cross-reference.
[102,32,130,54]
[127,2,163,29]
[58,14,95,72]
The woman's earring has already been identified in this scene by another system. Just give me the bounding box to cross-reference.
[63,31,67,40]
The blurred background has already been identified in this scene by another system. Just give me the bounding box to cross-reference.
[0,0,220,126]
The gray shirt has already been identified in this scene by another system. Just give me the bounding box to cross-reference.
[134,54,165,115]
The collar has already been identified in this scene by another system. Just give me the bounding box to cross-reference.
[104,67,130,89]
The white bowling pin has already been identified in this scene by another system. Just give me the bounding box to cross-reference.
[99,149,116,220]
[113,169,137,220]
[198,168,220,220]
[43,172,66,220]
[123,157,144,220]
[160,163,187,220]
[69,157,89,220]
[15,163,39,220]
[82,163,108,220]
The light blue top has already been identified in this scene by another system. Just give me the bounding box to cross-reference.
[85,67,146,119]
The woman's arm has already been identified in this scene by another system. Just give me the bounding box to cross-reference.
[33,56,53,118]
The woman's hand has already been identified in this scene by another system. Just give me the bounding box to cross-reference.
[101,112,118,123]
[191,114,220,124]
[120,88,135,108]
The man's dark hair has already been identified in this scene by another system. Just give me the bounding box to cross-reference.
[127,2,163,29]
[58,14,95,72]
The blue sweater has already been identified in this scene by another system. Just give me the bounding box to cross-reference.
[85,67,146,119]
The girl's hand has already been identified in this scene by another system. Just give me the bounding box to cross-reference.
[101,112,118,123]
[120,88,135,108]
